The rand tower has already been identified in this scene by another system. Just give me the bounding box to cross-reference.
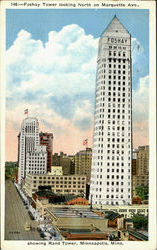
[18,117,47,185]
[89,16,132,206]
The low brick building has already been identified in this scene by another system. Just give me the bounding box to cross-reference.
[66,197,89,205]
[24,173,86,197]
[60,228,107,240]
[105,211,122,228]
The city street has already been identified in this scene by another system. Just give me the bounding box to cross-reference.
[5,179,42,240]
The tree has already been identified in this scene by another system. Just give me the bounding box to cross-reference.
[132,214,148,230]
[136,185,149,200]
[5,162,18,179]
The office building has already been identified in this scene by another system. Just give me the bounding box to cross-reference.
[74,148,92,183]
[52,152,74,175]
[18,117,47,185]
[24,173,86,197]
[90,16,132,205]
[136,146,149,176]
[40,132,53,172]
[132,146,149,197]
[132,148,138,176]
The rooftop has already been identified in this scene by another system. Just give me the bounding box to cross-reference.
[102,15,130,36]
[105,211,121,220]
[128,230,148,241]
[60,228,101,234]
[48,208,104,219]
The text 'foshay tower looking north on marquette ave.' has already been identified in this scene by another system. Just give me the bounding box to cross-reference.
[90,16,132,206]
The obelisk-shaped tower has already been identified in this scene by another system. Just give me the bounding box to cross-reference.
[89,16,132,206]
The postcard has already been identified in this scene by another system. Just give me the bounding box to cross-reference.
[0,0,156,250]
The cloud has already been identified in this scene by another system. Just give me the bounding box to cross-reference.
[6,24,149,160]
[132,75,149,147]
[72,100,93,130]
[131,38,144,64]
[6,24,97,130]
[132,75,149,122]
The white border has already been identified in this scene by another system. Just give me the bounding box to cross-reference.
[0,1,156,250]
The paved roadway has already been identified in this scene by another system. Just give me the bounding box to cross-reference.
[5,179,42,240]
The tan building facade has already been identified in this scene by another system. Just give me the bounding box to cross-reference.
[137,146,149,176]
[74,148,92,183]
[24,173,86,197]
[34,198,148,220]
[132,146,149,197]
[49,166,63,175]
[93,204,148,219]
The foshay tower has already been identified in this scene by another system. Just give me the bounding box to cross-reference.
[90,16,132,206]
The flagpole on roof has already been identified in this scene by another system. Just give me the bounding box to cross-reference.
[24,109,29,118]
[83,138,88,150]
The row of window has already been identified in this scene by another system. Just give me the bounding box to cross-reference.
[97,57,129,64]
[95,117,130,124]
[93,143,131,150]
[91,181,131,186]
[33,180,84,184]
[92,162,131,168]
[97,74,129,81]
[93,194,131,199]
[108,58,128,63]
[98,63,127,72]
[32,176,85,180]
[109,50,127,57]
[96,86,127,92]
[52,189,83,193]
[33,182,85,188]
[98,69,128,75]
[28,168,45,170]
[94,201,131,205]
[108,109,130,113]
[96,81,130,91]
[95,125,130,133]
[95,124,129,130]
[96,94,130,100]
[108,45,127,50]
[107,175,124,179]
[28,171,46,174]
[106,195,130,198]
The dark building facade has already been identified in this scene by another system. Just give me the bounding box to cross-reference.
[40,132,53,172]
[52,152,74,175]
[132,146,149,198]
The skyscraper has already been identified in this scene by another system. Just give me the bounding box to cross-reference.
[18,117,47,185]
[90,16,132,206]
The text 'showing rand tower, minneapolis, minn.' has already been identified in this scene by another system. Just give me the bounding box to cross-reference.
[89,16,132,206]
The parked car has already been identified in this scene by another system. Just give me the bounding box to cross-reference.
[28,211,34,220]
[24,222,31,231]
[44,232,52,240]
[40,232,45,238]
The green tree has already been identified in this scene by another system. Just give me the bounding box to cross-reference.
[136,185,149,200]
[132,214,148,230]
[5,162,18,179]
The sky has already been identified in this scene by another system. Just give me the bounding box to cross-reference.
[6,9,149,161]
